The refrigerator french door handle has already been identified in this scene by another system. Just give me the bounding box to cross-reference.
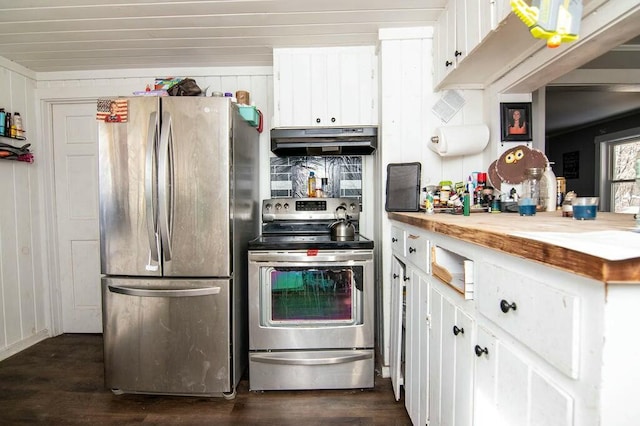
[108,284,221,298]
[145,112,160,263]
[158,111,173,261]
[250,352,372,366]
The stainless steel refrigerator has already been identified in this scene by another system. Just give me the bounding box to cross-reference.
[99,96,259,398]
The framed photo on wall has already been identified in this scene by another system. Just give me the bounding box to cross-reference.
[500,102,532,142]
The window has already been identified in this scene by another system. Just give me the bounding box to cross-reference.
[597,128,640,213]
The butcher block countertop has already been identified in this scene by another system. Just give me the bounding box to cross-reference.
[388,211,640,284]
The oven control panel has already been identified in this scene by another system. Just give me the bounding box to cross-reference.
[262,197,360,222]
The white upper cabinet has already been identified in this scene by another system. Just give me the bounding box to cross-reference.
[434,0,493,88]
[433,0,510,90]
[273,46,378,127]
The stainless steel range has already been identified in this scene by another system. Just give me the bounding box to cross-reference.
[247,198,375,391]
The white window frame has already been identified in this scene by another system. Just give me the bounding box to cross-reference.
[595,127,640,212]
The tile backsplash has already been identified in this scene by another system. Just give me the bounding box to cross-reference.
[270,156,362,199]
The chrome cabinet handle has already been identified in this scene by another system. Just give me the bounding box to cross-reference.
[500,299,517,313]
[403,276,410,282]
[409,247,416,253]
[392,237,398,243]
[453,325,464,336]
[393,273,399,279]
[445,60,453,67]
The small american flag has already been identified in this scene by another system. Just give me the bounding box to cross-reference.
[96,98,128,122]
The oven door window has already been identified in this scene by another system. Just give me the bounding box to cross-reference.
[262,266,362,326]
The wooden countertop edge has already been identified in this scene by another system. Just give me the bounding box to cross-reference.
[388,212,640,284]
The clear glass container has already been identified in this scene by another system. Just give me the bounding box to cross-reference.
[519,167,543,216]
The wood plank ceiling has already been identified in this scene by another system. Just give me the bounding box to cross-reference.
[0,0,446,72]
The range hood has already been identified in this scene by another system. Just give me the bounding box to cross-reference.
[270,126,378,156]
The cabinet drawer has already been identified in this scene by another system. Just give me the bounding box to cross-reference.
[477,263,580,378]
[405,230,429,273]
[391,226,406,257]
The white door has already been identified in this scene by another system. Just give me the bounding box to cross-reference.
[52,102,101,332]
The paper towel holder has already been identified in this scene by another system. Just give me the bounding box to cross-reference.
[429,124,489,157]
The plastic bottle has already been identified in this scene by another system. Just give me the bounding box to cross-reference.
[5,112,11,137]
[13,112,23,138]
[463,191,471,216]
[308,171,316,198]
[541,161,557,212]
[0,109,5,136]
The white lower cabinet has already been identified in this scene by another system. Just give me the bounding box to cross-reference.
[474,325,573,426]
[389,255,405,401]
[404,265,429,426]
[389,221,608,426]
[429,285,474,426]
[389,225,430,426]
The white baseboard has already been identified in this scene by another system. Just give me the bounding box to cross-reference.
[0,330,51,362]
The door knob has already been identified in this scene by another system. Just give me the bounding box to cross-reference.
[453,325,464,336]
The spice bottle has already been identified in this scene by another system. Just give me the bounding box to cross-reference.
[13,112,23,138]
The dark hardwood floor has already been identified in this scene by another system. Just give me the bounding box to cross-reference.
[0,334,412,425]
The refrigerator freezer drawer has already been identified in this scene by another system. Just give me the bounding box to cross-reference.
[249,349,374,391]
[102,277,232,396]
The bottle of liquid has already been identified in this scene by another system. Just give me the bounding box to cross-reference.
[321,178,328,198]
[0,108,5,136]
[13,112,23,138]
[463,191,471,216]
[308,171,316,198]
[5,112,11,137]
[540,161,557,212]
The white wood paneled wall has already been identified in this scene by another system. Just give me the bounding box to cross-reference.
[36,67,274,205]
[376,27,488,374]
[377,27,438,373]
[0,61,49,361]
[0,66,274,359]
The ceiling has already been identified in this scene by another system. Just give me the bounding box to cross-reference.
[545,35,640,134]
[0,0,638,135]
[0,0,446,72]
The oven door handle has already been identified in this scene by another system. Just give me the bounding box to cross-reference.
[250,352,372,366]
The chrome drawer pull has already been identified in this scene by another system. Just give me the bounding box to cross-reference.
[453,325,464,336]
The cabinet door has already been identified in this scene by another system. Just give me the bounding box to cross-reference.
[273,47,376,127]
[389,256,405,401]
[405,266,429,426]
[430,286,474,426]
[429,286,444,426]
[453,309,474,426]
[454,0,467,62]
[473,325,574,426]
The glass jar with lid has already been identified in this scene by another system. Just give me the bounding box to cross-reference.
[519,167,543,216]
